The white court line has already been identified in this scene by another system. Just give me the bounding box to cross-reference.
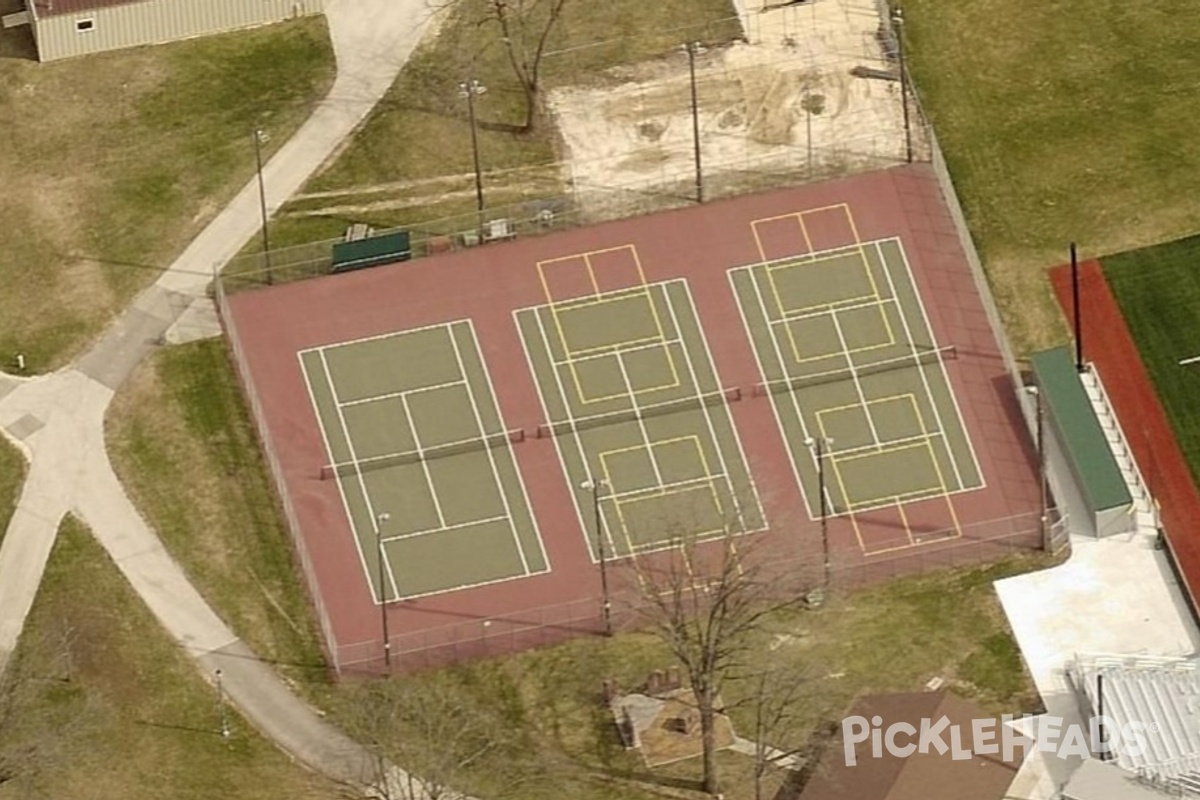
[467,318,551,575]
[885,239,985,489]
[614,347,665,487]
[446,321,531,575]
[741,264,826,517]
[829,309,882,445]
[603,472,729,504]
[296,317,470,355]
[337,377,468,409]
[768,295,897,327]
[401,389,447,530]
[874,241,970,489]
[825,430,948,460]
[550,335,680,368]
[527,304,617,562]
[297,353,381,606]
[318,348,400,602]
[668,282,761,533]
[383,514,511,544]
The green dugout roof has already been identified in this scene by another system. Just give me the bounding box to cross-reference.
[1031,346,1131,512]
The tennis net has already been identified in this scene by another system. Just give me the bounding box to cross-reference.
[320,429,524,480]
[758,344,957,396]
[536,387,741,438]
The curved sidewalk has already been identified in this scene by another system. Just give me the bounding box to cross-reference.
[0,0,444,791]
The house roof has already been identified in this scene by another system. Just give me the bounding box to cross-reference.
[797,692,1023,800]
[30,0,139,18]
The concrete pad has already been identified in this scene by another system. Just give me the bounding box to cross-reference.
[76,286,191,390]
[6,413,45,442]
[996,531,1200,798]
[163,296,222,345]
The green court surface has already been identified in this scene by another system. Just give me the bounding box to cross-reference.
[730,237,983,523]
[516,278,765,559]
[299,321,547,602]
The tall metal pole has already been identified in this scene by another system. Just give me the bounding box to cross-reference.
[1028,386,1049,548]
[583,479,612,636]
[375,511,392,671]
[807,437,832,587]
[459,80,486,235]
[1070,242,1082,372]
[685,42,704,204]
[893,9,912,164]
[253,129,273,286]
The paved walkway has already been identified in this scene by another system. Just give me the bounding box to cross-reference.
[0,0,443,792]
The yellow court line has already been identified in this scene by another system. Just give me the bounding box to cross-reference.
[584,252,600,295]
[924,437,963,539]
[599,455,638,560]
[784,319,898,366]
[827,448,868,553]
[831,438,927,466]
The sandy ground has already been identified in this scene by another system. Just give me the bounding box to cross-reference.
[550,0,920,208]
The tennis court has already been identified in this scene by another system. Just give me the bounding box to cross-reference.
[730,204,983,554]
[299,320,547,602]
[515,245,765,561]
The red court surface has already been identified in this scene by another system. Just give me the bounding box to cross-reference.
[1050,261,1200,613]
[224,163,1043,674]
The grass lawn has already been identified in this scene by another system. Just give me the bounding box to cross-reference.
[0,15,335,373]
[0,516,345,799]
[1102,234,1200,482]
[327,555,1046,800]
[0,436,25,549]
[271,0,739,245]
[903,0,1200,356]
[105,341,327,688]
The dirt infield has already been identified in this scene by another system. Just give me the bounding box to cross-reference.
[224,164,1042,674]
[1049,261,1200,613]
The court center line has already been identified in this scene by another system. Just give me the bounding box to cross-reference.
[401,390,447,530]
[318,348,401,602]
[446,321,531,575]
[550,334,683,368]
[873,241,966,489]
[828,309,881,446]
[469,318,551,574]
[614,347,665,487]
[603,472,730,504]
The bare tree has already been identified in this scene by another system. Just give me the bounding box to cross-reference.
[738,664,821,800]
[633,527,804,796]
[341,676,535,800]
[434,0,569,132]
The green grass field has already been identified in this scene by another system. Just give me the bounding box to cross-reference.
[904,0,1200,356]
[0,517,343,799]
[1102,234,1200,483]
[327,555,1044,800]
[106,341,328,688]
[0,17,335,372]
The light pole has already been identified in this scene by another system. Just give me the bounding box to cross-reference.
[805,436,834,587]
[1026,386,1049,546]
[580,478,612,636]
[252,128,273,285]
[458,79,487,234]
[215,668,230,739]
[891,8,913,164]
[683,42,705,204]
[375,511,392,671]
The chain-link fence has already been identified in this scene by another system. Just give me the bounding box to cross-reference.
[334,512,1058,675]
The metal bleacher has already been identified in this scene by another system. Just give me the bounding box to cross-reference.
[1070,653,1200,795]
